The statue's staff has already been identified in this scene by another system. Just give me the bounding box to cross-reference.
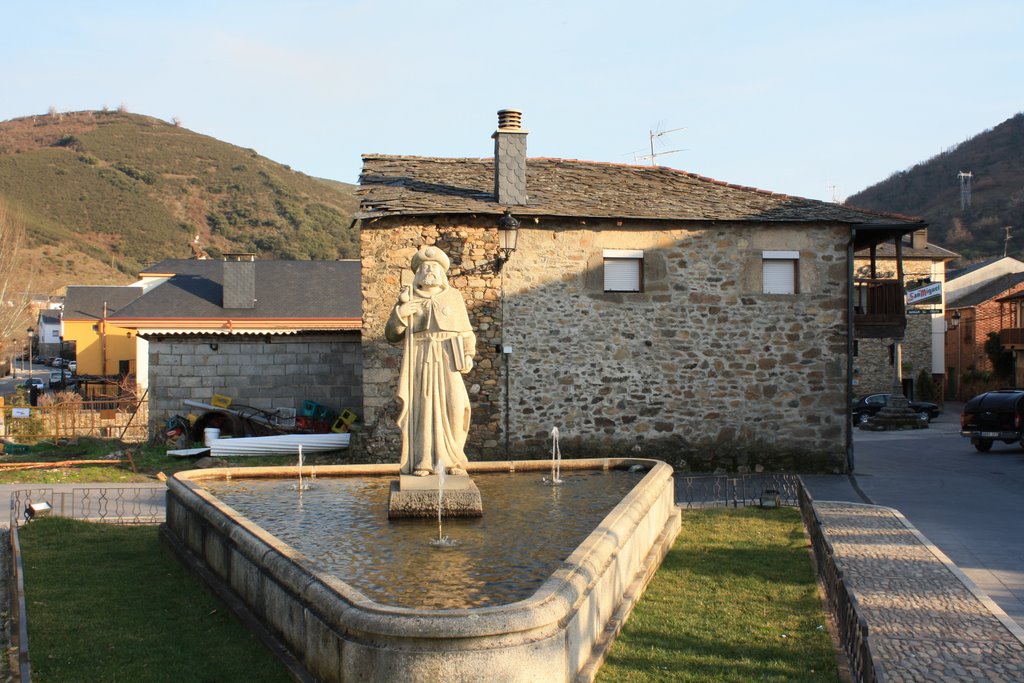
[399,282,414,471]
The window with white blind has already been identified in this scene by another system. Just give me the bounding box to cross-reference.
[762,250,799,294]
[603,249,644,292]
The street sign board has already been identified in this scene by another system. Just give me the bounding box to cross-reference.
[906,281,942,306]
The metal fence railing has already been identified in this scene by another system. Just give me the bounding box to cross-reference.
[9,487,166,527]
[797,484,879,683]
[675,472,801,508]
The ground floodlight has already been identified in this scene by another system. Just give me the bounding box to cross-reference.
[25,501,52,521]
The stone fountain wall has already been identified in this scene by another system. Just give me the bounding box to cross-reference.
[360,216,851,472]
[161,459,681,682]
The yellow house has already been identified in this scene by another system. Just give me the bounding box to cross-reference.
[61,286,144,377]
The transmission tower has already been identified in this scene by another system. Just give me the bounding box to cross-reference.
[958,171,973,210]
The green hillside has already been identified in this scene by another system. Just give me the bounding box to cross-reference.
[0,110,359,292]
[846,113,1024,262]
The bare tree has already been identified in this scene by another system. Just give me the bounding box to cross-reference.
[0,200,31,357]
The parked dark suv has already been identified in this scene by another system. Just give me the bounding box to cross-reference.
[960,389,1024,452]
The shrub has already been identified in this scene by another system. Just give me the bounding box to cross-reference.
[916,368,937,401]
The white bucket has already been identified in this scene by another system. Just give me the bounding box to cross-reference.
[204,428,221,446]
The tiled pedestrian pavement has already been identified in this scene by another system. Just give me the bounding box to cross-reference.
[816,502,1024,681]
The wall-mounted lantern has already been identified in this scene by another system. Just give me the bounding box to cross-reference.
[495,209,520,272]
[950,310,961,329]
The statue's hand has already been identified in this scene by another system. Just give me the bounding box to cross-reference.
[396,301,420,319]
[461,356,474,373]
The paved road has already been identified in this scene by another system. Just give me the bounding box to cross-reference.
[804,403,1024,628]
[0,361,52,399]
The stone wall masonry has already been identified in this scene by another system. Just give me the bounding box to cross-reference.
[361,216,853,472]
[148,334,361,436]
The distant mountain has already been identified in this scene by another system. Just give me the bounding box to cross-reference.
[846,113,1024,262]
[0,110,359,293]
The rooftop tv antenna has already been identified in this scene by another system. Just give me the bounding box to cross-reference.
[958,171,973,210]
[632,125,687,165]
[1004,225,1013,257]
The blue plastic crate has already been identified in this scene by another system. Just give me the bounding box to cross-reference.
[299,400,322,418]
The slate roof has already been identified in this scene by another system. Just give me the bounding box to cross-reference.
[947,256,1024,282]
[63,286,144,321]
[357,155,925,230]
[108,260,361,330]
[946,272,1024,308]
[855,239,959,260]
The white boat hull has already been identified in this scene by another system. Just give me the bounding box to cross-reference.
[208,433,349,457]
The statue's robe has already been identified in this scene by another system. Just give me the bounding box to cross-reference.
[385,285,476,474]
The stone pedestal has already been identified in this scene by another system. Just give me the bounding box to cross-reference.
[387,474,483,518]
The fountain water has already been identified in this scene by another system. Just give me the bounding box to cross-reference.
[544,426,563,485]
[429,460,458,547]
[291,444,312,491]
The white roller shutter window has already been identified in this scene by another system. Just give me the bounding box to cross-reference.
[762,259,797,294]
[604,258,642,292]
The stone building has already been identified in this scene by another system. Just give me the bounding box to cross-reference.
[356,110,924,473]
[851,231,957,398]
[107,257,362,434]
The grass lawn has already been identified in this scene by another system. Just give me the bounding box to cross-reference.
[598,507,839,682]
[18,518,290,683]
[16,505,838,681]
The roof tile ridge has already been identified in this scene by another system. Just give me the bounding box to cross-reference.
[534,157,803,198]
[839,202,924,223]
[361,154,491,162]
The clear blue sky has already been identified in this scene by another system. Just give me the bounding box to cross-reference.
[3,1,1022,202]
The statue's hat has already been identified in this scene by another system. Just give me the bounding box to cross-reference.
[411,245,450,272]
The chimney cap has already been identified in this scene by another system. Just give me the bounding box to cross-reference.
[496,109,527,133]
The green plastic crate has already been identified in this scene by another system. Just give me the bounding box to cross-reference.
[2,443,30,455]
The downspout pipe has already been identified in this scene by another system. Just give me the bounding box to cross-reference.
[847,229,856,473]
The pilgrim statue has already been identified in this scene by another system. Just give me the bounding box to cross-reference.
[385,246,476,477]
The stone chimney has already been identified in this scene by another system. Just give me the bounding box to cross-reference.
[492,109,528,206]
[912,228,928,250]
[223,253,256,309]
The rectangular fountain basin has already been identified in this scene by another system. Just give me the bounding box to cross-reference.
[161,458,681,682]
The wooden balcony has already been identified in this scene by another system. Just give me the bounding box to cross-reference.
[854,279,906,339]
[999,328,1024,350]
